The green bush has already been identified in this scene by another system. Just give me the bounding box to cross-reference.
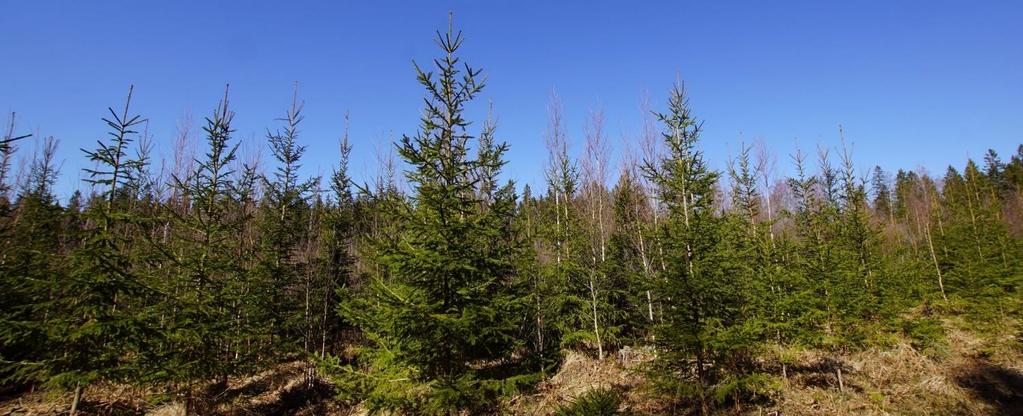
[555,387,627,416]
[713,373,778,406]
[902,318,947,355]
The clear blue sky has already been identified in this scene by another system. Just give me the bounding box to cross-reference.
[2,1,1021,198]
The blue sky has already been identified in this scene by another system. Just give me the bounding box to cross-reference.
[2,1,1021,198]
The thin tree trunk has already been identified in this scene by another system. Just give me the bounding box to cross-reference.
[964,181,985,260]
[589,277,604,360]
[635,206,655,322]
[554,189,562,265]
[596,185,607,360]
[696,349,708,415]
[321,277,329,359]
[536,298,545,376]
[70,382,82,416]
[924,224,948,301]
[304,280,311,353]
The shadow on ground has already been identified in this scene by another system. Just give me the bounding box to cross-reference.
[955,358,1023,416]
[242,379,334,416]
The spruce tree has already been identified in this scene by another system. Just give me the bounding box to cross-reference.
[939,161,1019,317]
[0,114,32,364]
[538,94,592,354]
[58,86,154,413]
[515,184,558,374]
[642,81,750,413]
[156,88,253,406]
[0,137,64,388]
[786,147,838,344]
[606,169,657,342]
[256,90,318,353]
[725,143,771,339]
[316,115,356,358]
[729,144,810,379]
[0,113,31,330]
[833,140,885,336]
[871,166,895,225]
[337,18,525,413]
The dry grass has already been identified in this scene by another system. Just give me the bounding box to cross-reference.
[764,316,1023,416]
[768,341,982,415]
[0,361,340,416]
[0,383,153,415]
[503,349,653,415]
[3,317,1020,415]
[504,317,1023,415]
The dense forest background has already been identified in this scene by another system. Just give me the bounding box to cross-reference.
[2,22,1022,415]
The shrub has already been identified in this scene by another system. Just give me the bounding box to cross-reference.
[902,318,947,355]
[555,387,627,416]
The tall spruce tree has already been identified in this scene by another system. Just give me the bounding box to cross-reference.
[835,140,882,328]
[256,90,319,353]
[156,88,252,407]
[316,114,356,358]
[725,143,770,338]
[642,81,752,413]
[59,86,154,414]
[786,147,836,344]
[336,18,525,414]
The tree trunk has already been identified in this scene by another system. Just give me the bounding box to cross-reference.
[304,275,311,353]
[554,189,562,265]
[536,297,545,377]
[634,200,655,323]
[645,290,654,322]
[589,277,604,361]
[924,225,948,301]
[696,350,709,415]
[321,278,329,359]
[70,382,82,416]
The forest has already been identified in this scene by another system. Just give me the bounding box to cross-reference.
[2,21,1022,416]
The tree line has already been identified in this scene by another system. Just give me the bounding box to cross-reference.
[2,20,1022,415]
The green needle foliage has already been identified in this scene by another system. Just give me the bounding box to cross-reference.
[641,82,755,413]
[0,17,1022,416]
[1,137,62,387]
[49,87,155,410]
[555,388,628,416]
[154,88,254,401]
[335,17,526,414]
[256,90,319,353]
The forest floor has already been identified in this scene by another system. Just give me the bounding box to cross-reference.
[758,321,1023,416]
[0,361,343,416]
[2,316,1021,415]
[505,315,1023,415]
